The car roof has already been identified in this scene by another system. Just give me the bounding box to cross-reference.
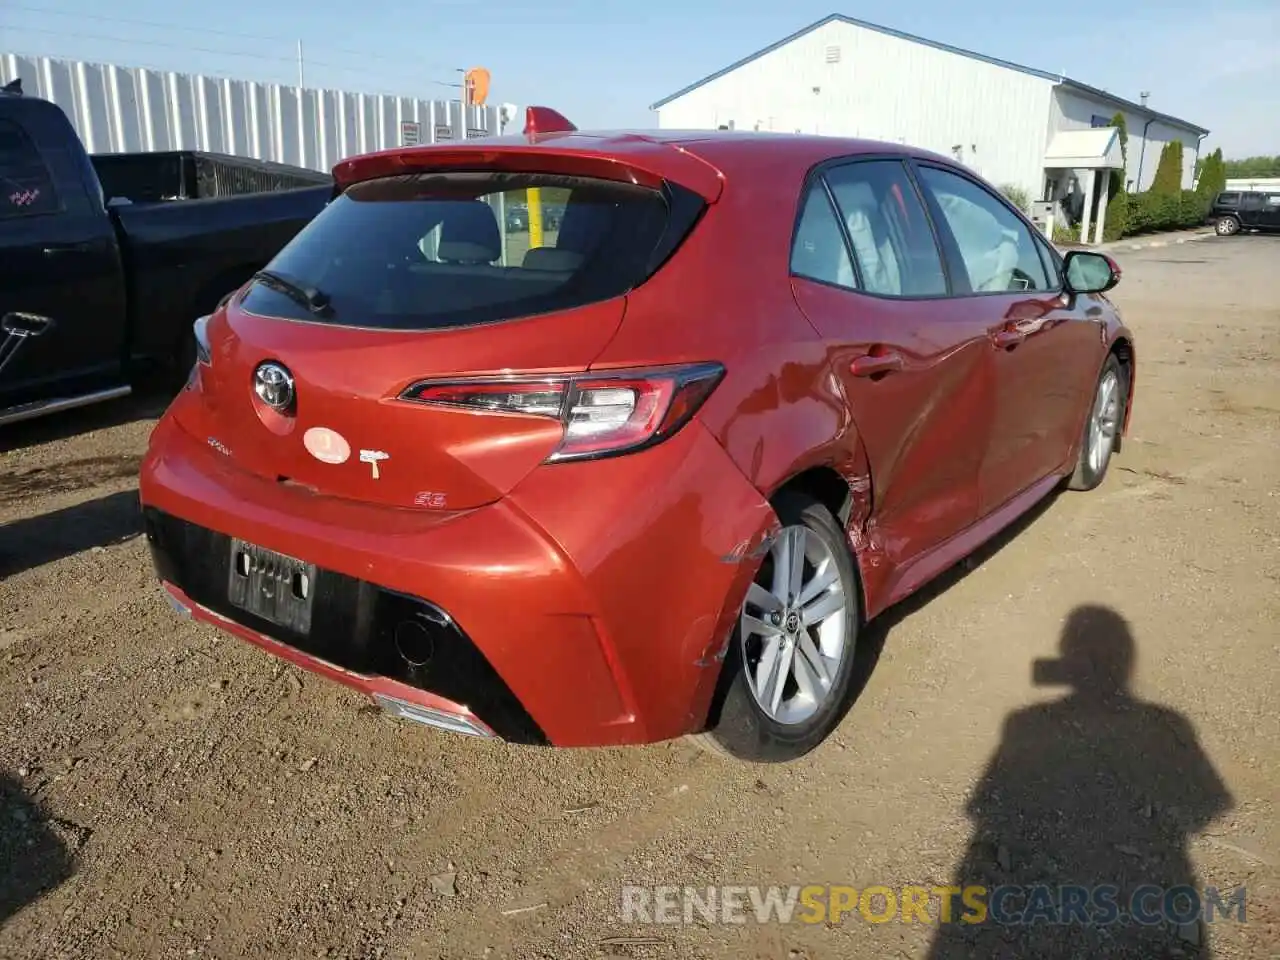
[352,128,961,197]
[511,127,952,164]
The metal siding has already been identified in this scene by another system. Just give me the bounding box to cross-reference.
[0,53,503,172]
[656,20,1053,199]
[1050,88,1201,192]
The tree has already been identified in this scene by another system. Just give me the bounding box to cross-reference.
[1108,112,1129,199]
[999,183,1030,212]
[1196,148,1226,202]
[1150,141,1184,195]
[1103,113,1131,241]
[1222,155,1280,178]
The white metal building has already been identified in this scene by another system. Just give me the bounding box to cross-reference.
[1,53,511,174]
[651,14,1209,226]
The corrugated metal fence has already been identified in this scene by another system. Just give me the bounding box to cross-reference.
[1,53,507,173]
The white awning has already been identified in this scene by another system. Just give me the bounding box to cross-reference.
[1044,128,1124,169]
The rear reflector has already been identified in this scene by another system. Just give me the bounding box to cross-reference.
[401,362,725,462]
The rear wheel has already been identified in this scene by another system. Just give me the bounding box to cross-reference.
[1215,215,1240,236]
[693,491,860,763]
[1068,354,1126,491]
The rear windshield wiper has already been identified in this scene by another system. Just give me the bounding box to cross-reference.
[251,269,332,315]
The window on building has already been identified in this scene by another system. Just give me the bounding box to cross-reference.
[790,186,857,289]
[823,160,947,297]
[1090,115,1111,128]
[916,165,1049,294]
[0,120,60,218]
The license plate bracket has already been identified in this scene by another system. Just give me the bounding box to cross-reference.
[227,538,316,634]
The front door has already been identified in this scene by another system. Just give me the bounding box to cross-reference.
[788,158,989,568]
[912,162,1104,516]
[0,115,127,410]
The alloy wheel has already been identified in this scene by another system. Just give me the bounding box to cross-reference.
[1087,369,1121,475]
[739,524,848,725]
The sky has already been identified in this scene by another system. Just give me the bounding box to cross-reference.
[1,0,1276,158]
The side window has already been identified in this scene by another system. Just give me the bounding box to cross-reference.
[1215,192,1240,207]
[917,165,1049,294]
[789,185,857,289]
[1239,193,1263,211]
[0,120,60,218]
[825,160,947,297]
[1034,232,1063,288]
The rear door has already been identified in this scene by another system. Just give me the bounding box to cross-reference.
[1262,193,1280,229]
[0,109,127,408]
[1238,192,1265,227]
[788,158,988,566]
[912,162,1103,516]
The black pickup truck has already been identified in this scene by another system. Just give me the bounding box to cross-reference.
[0,80,333,425]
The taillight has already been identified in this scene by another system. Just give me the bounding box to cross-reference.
[193,315,212,365]
[401,362,725,462]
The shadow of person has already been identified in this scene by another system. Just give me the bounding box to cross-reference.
[0,772,78,926]
[925,605,1233,959]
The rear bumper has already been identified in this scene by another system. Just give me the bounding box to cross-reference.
[139,413,776,747]
[158,580,501,739]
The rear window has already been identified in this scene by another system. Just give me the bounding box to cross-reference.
[240,171,683,330]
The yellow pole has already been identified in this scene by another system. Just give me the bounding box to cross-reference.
[527,187,544,249]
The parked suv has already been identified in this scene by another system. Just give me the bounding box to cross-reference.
[140,109,1134,762]
[1208,190,1280,235]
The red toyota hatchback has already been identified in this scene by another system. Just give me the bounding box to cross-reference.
[139,109,1134,762]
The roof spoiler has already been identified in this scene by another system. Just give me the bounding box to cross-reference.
[1,78,22,96]
[524,106,576,137]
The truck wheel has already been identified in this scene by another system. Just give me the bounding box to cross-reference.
[1215,216,1240,236]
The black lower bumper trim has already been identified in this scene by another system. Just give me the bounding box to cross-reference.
[143,507,547,745]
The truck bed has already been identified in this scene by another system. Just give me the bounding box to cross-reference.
[91,151,333,203]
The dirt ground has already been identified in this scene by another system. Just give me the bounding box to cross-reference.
[1,235,1277,960]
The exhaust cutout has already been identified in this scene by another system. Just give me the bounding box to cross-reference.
[394,617,435,669]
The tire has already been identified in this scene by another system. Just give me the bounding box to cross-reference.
[1068,354,1127,491]
[1215,216,1240,236]
[693,491,861,763]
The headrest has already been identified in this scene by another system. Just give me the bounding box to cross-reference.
[521,247,584,272]
[437,200,501,263]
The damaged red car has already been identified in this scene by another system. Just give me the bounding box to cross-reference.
[139,108,1134,762]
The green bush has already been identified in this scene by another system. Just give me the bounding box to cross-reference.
[1103,193,1128,242]
[1182,189,1209,225]
[1150,141,1185,196]
[1196,148,1227,202]
[998,183,1031,213]
[1117,189,1208,236]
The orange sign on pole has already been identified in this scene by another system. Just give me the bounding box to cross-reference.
[464,67,490,106]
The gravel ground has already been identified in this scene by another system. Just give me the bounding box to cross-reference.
[1,235,1277,959]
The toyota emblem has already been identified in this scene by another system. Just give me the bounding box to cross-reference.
[253,361,295,412]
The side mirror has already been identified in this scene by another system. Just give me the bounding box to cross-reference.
[1063,251,1121,294]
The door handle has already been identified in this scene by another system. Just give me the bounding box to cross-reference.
[42,242,92,256]
[850,351,904,377]
[993,330,1026,349]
